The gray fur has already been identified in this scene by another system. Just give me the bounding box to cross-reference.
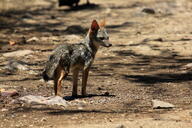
[43,36,96,80]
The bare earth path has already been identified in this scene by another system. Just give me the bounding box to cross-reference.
[0,0,192,127]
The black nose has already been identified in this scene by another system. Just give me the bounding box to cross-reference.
[107,43,112,47]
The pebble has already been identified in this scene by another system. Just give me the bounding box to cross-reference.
[26,37,39,43]
[0,89,19,97]
[116,124,126,128]
[97,87,103,90]
[1,108,8,112]
[142,8,156,14]
[19,95,69,107]
[5,60,29,71]
[104,91,110,96]
[152,99,175,109]
[3,50,33,57]
[41,117,47,122]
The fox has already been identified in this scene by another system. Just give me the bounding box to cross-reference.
[42,20,112,97]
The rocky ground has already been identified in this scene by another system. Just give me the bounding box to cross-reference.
[0,0,192,127]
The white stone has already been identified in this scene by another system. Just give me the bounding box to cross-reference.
[4,61,29,71]
[3,50,33,57]
[26,37,39,43]
[19,95,69,107]
[152,99,175,109]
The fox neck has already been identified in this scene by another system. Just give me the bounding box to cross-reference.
[84,32,99,56]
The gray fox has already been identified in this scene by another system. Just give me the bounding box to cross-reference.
[42,20,112,97]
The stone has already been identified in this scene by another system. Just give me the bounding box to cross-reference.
[104,91,110,96]
[26,37,39,43]
[183,63,192,69]
[3,50,33,57]
[0,89,19,97]
[0,88,5,93]
[142,8,155,14]
[1,108,8,112]
[116,124,126,128]
[152,99,175,109]
[4,60,29,71]
[41,117,47,122]
[28,70,38,75]
[19,95,69,107]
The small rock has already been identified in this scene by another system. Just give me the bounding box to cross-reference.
[142,8,155,14]
[1,108,8,112]
[3,50,33,57]
[97,87,103,91]
[10,99,19,104]
[104,91,110,96]
[5,60,29,71]
[116,124,126,128]
[0,89,19,97]
[76,100,86,110]
[26,37,39,43]
[28,70,38,75]
[47,81,54,85]
[105,8,112,15]
[41,117,47,122]
[142,38,151,43]
[0,88,5,93]
[19,95,69,107]
[39,79,44,82]
[152,99,175,109]
[183,63,192,69]
[153,38,164,42]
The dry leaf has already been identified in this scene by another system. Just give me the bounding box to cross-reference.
[9,40,16,46]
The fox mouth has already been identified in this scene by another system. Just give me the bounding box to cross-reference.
[101,39,112,47]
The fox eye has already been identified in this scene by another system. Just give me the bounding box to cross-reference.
[99,37,105,40]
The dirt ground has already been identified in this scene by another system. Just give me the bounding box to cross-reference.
[0,0,192,127]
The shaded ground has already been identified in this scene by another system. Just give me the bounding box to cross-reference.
[0,0,192,127]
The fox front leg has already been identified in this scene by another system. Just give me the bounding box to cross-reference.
[82,68,90,96]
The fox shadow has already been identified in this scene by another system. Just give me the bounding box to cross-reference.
[63,93,115,101]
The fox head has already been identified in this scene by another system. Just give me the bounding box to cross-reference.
[88,20,112,48]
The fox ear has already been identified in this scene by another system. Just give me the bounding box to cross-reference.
[91,20,99,31]
[99,19,106,27]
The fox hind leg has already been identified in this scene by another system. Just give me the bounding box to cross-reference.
[72,69,79,97]
[54,66,68,96]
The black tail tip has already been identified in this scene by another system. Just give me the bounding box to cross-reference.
[42,71,50,82]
